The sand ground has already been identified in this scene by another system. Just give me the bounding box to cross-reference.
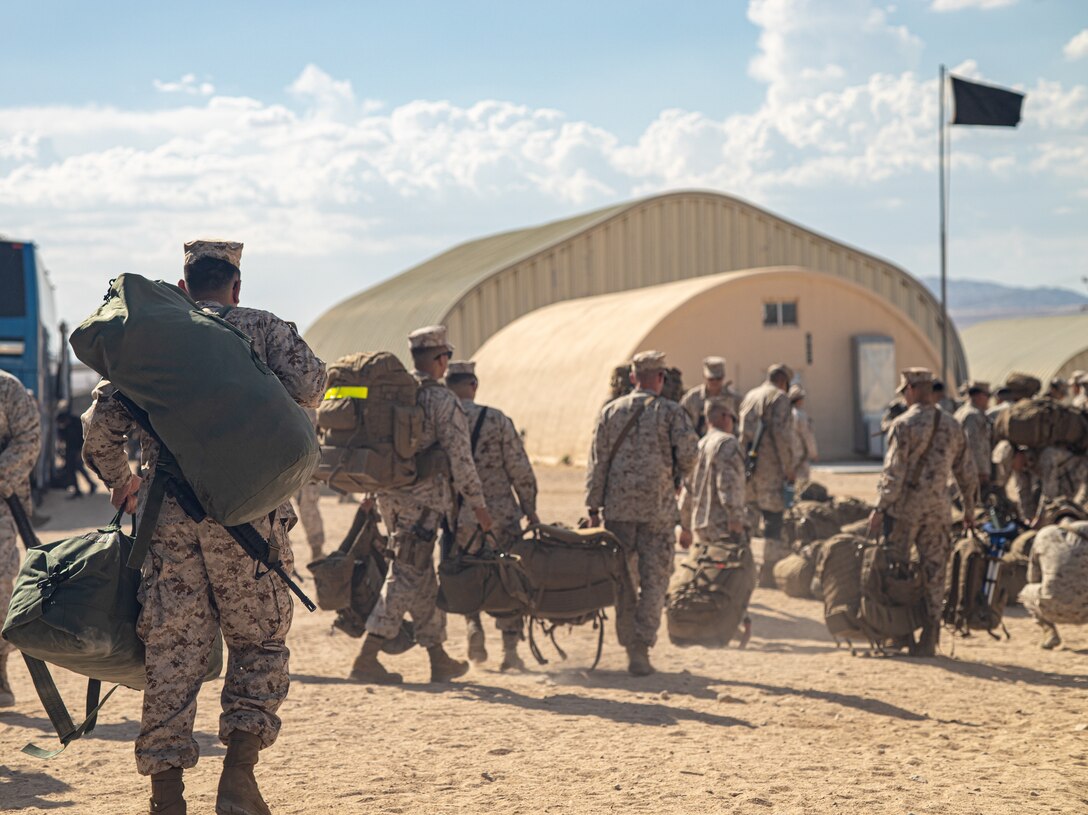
[1,465,1086,814]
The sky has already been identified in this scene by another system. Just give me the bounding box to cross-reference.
[2,0,1086,331]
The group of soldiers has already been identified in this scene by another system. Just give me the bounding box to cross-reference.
[0,239,1085,814]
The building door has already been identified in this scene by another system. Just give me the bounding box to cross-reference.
[852,335,896,458]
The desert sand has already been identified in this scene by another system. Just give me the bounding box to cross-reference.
[1,465,1086,814]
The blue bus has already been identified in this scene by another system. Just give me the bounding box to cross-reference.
[0,238,67,500]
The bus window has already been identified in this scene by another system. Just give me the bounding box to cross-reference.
[0,242,26,317]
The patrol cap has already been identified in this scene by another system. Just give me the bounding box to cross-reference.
[184,239,243,269]
[446,360,476,377]
[408,325,454,354]
[896,367,933,393]
[705,397,737,422]
[702,356,726,379]
[767,363,793,382]
[631,350,667,375]
[963,380,991,396]
[788,384,806,402]
[1004,372,1041,398]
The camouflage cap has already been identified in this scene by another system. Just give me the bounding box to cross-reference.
[408,325,454,353]
[1049,377,1067,390]
[1004,372,1041,398]
[788,384,806,402]
[183,239,243,268]
[702,356,727,379]
[767,363,793,382]
[705,396,737,421]
[963,379,991,395]
[631,350,667,374]
[896,367,933,393]
[446,360,476,377]
[1072,370,1087,385]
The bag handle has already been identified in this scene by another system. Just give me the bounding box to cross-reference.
[19,654,121,759]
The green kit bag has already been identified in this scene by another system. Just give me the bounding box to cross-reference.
[69,274,319,527]
[2,498,222,758]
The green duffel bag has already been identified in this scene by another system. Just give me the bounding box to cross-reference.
[2,500,222,758]
[69,274,319,527]
[436,552,531,615]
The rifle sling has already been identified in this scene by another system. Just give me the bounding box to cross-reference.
[600,395,655,505]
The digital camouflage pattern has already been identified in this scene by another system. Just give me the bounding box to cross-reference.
[0,370,41,657]
[605,519,676,647]
[791,405,818,495]
[739,379,795,513]
[954,402,993,486]
[679,428,745,543]
[81,299,325,775]
[1020,521,1088,625]
[1036,446,1088,509]
[680,383,741,437]
[876,403,978,618]
[294,407,325,556]
[365,373,486,645]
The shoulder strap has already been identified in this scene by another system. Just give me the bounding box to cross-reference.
[470,407,489,456]
[907,409,942,487]
[601,395,655,502]
[128,469,168,569]
[19,654,120,759]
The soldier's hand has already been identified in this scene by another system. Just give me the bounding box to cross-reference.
[866,509,883,539]
[963,512,977,531]
[677,527,693,550]
[785,470,796,483]
[111,473,142,514]
[473,506,493,533]
[587,510,602,528]
[360,495,375,513]
[525,512,540,526]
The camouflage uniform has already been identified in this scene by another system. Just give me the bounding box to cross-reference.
[365,376,486,646]
[0,370,42,658]
[678,427,745,543]
[876,402,978,619]
[953,402,992,491]
[82,300,325,776]
[992,440,1039,523]
[586,388,697,647]
[680,384,740,437]
[1020,522,1088,635]
[791,405,818,496]
[1036,446,1088,509]
[293,407,325,558]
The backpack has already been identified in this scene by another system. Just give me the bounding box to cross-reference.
[773,545,817,598]
[943,532,1012,637]
[784,501,842,546]
[992,398,1088,451]
[799,481,830,502]
[69,274,319,527]
[857,542,926,645]
[832,496,873,527]
[315,352,428,493]
[1001,530,1037,605]
[666,540,756,647]
[818,534,869,643]
[1,499,221,758]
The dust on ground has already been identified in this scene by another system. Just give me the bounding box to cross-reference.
[1,465,1086,814]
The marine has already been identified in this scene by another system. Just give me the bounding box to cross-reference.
[585,350,698,676]
[738,364,797,586]
[446,360,539,672]
[867,367,978,657]
[0,369,42,709]
[789,385,818,497]
[679,356,740,437]
[82,239,327,815]
[351,326,492,685]
[953,380,993,499]
[679,401,746,544]
[1019,519,1088,649]
[294,407,326,561]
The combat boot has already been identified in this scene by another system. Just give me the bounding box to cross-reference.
[428,644,469,683]
[1039,621,1061,650]
[215,732,270,815]
[910,621,939,658]
[149,767,185,814]
[626,644,654,677]
[0,653,14,707]
[349,634,403,685]
[499,631,526,672]
[466,614,488,664]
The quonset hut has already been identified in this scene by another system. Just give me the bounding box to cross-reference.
[307,189,966,462]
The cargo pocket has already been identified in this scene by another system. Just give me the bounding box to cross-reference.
[393,405,423,458]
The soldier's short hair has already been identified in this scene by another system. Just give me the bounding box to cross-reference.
[183,256,240,298]
[445,372,476,387]
[706,400,734,424]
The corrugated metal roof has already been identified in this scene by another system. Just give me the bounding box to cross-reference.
[305,201,630,360]
[961,313,1088,385]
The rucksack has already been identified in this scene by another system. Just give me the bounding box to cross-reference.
[773,545,817,599]
[799,481,830,502]
[784,501,841,546]
[992,398,1088,451]
[832,496,873,526]
[69,274,319,527]
[666,540,756,647]
[1,499,221,758]
[315,352,435,493]
[857,542,926,646]
[943,532,1012,637]
[1001,530,1037,605]
[818,534,869,643]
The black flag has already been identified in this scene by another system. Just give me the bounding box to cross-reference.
[950,75,1024,127]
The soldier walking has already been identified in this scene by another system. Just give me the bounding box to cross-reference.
[867,368,978,657]
[0,369,42,709]
[351,326,492,685]
[82,240,326,815]
[680,356,740,437]
[445,361,539,671]
[954,380,993,502]
[679,401,747,544]
[585,351,697,676]
[738,364,796,587]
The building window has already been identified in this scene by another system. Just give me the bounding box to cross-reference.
[763,300,799,327]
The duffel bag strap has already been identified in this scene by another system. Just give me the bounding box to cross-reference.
[20,654,121,759]
[128,469,168,570]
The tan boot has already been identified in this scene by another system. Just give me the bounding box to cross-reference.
[466,614,488,664]
[626,644,654,677]
[1039,621,1061,650]
[349,634,403,685]
[428,645,469,683]
[0,653,14,707]
[499,631,526,672]
[909,621,939,658]
[215,732,270,815]
[149,767,186,814]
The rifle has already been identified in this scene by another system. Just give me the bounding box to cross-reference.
[114,391,316,612]
[745,420,765,481]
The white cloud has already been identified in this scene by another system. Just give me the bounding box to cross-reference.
[153,73,215,96]
[1064,29,1088,61]
[930,0,1017,11]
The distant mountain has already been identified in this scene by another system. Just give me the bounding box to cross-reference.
[920,276,1088,327]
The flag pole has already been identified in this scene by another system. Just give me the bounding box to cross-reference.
[939,64,948,386]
